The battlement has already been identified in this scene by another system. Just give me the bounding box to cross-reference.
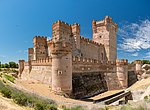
[31,57,52,66]
[116,59,128,66]
[134,60,143,64]
[80,36,103,47]
[33,36,47,40]
[92,16,118,32]
[52,20,71,30]
[50,41,72,54]
[73,56,115,65]
[71,23,80,34]
[19,60,25,63]
[33,36,47,45]
[71,23,80,27]
[94,16,118,27]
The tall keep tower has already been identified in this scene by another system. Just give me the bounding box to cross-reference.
[33,36,48,60]
[50,21,73,95]
[92,16,118,62]
[52,20,72,43]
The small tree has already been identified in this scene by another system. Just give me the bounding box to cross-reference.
[142,60,150,64]
[4,63,10,68]
[1,64,5,68]
[9,62,18,68]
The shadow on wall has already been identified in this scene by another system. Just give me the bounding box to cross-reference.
[72,72,108,99]
[128,71,138,87]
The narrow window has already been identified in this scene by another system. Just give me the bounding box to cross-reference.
[101,53,104,60]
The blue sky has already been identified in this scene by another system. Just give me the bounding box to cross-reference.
[0,0,150,63]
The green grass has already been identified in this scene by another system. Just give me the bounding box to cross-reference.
[0,80,87,110]
[3,74,15,83]
[0,80,57,110]
[0,86,12,98]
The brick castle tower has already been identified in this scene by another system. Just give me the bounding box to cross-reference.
[92,16,118,62]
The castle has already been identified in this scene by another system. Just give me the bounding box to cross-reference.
[19,16,142,98]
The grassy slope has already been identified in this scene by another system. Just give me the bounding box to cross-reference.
[0,94,33,110]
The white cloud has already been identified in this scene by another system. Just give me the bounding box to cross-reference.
[118,19,150,52]
[131,52,139,56]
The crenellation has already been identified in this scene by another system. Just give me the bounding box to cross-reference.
[31,57,52,66]
[19,16,138,96]
[116,59,128,66]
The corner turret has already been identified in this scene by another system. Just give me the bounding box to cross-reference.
[50,41,72,95]
[116,59,128,88]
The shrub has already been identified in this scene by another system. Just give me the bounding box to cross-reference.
[2,79,6,83]
[34,101,46,110]
[71,106,84,110]
[3,74,15,83]
[26,96,35,107]
[0,80,57,109]
[12,92,28,106]
[1,87,12,98]
[46,104,57,110]
[144,95,148,101]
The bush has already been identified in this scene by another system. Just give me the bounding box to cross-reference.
[12,92,28,106]
[26,96,35,107]
[0,80,57,109]
[1,87,12,98]
[3,74,15,83]
[46,104,57,110]
[34,101,46,110]
[144,95,148,101]
[71,106,84,110]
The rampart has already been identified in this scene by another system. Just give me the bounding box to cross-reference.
[19,16,140,98]
[72,56,115,73]
[31,57,52,66]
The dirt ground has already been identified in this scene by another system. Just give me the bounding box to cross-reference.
[0,94,33,110]
[2,77,150,110]
[14,79,124,109]
[15,79,93,107]
[128,77,150,90]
